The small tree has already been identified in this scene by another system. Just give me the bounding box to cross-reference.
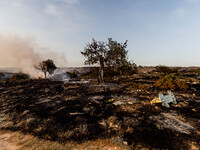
[81,38,134,83]
[81,38,107,83]
[35,59,57,78]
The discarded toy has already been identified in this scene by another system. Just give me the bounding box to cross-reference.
[151,91,177,107]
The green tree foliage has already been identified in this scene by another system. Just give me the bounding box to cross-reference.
[35,59,57,78]
[106,38,137,75]
[106,38,128,68]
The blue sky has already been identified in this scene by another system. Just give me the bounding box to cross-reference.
[0,0,200,66]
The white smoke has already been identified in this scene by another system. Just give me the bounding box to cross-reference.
[0,34,67,77]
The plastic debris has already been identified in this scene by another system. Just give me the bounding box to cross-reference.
[192,108,197,112]
[151,90,177,107]
[150,97,162,104]
[108,98,114,102]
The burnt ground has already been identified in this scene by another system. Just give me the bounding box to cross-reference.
[0,78,199,149]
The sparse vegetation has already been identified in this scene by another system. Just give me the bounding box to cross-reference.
[126,82,151,91]
[183,77,199,83]
[189,68,200,73]
[155,65,171,73]
[155,65,181,74]
[9,73,30,81]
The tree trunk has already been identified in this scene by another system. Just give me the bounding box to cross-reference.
[44,72,47,79]
[99,66,104,83]
[99,57,104,84]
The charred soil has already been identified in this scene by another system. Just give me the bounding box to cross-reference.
[0,76,199,149]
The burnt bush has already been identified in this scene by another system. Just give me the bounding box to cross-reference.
[69,71,78,78]
[154,74,188,91]
[105,62,137,77]
[104,68,120,77]
[80,67,99,79]
[155,65,172,74]
[171,67,181,73]
[81,65,137,79]
[118,62,137,75]
[9,73,30,81]
[155,65,180,74]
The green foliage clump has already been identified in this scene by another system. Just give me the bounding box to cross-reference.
[9,73,30,81]
[154,74,188,91]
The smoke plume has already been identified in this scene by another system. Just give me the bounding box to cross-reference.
[0,34,67,77]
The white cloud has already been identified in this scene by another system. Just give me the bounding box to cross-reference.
[175,7,187,17]
[54,0,79,4]
[44,5,62,16]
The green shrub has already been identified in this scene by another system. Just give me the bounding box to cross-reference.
[9,73,30,81]
[154,74,188,90]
